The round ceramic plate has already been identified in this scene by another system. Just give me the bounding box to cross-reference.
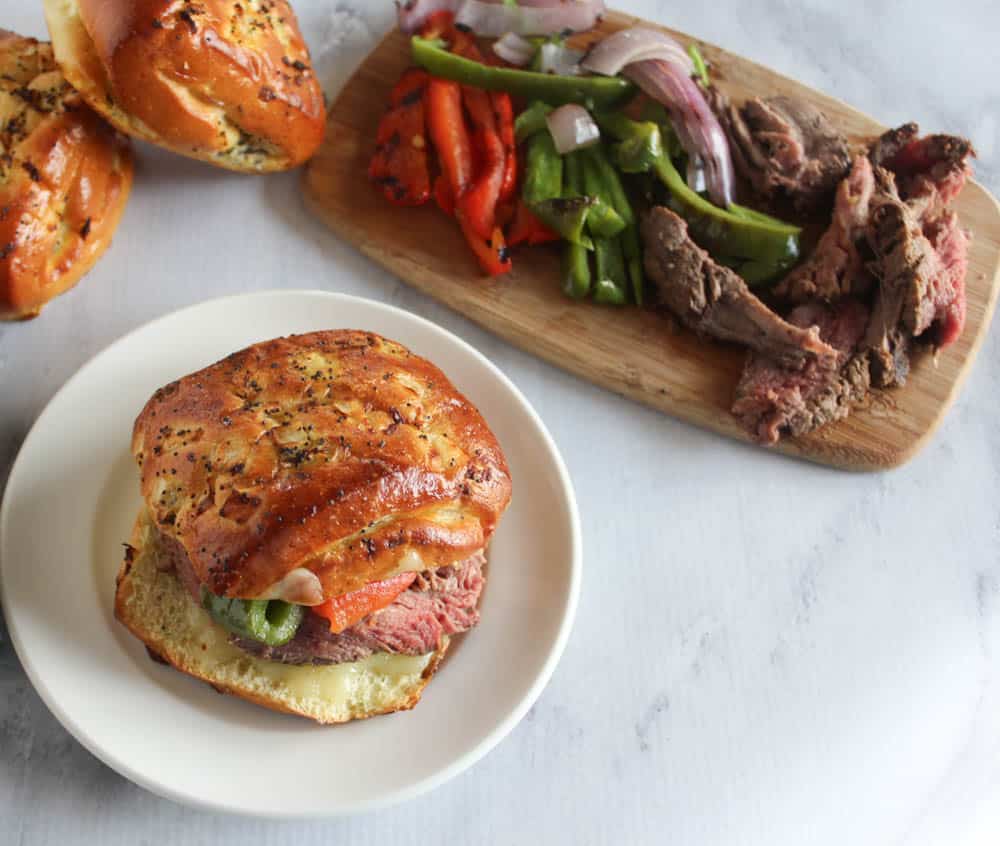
[0,291,580,818]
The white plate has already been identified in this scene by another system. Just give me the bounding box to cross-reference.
[0,290,580,818]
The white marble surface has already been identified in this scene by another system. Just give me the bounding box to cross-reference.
[1,1,998,843]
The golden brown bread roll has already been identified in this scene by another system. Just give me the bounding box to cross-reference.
[43,0,326,172]
[0,30,132,320]
[131,330,512,604]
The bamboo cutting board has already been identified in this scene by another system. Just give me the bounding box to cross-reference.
[303,11,1000,471]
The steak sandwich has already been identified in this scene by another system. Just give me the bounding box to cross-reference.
[115,330,512,724]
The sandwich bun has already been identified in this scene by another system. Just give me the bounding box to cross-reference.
[0,29,132,320]
[130,330,512,604]
[43,0,326,172]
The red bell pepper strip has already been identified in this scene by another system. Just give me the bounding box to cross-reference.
[445,31,518,225]
[368,69,432,206]
[493,92,518,204]
[495,200,516,229]
[459,217,512,276]
[420,10,457,41]
[458,127,506,239]
[507,200,560,247]
[426,78,473,200]
[311,572,417,634]
[434,174,455,216]
[457,85,505,239]
[416,11,516,278]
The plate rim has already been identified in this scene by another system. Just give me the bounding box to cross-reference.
[0,289,582,818]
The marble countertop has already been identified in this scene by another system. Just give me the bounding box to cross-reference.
[2,1,998,844]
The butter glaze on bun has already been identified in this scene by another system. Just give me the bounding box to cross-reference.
[131,330,512,604]
[0,29,132,320]
[43,0,326,172]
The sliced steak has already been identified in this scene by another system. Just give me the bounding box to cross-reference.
[863,172,969,383]
[712,91,852,214]
[870,123,975,215]
[776,127,973,316]
[921,210,969,348]
[236,552,486,665]
[869,123,919,170]
[772,154,876,303]
[641,206,837,367]
[732,299,871,444]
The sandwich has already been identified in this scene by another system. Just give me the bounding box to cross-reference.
[115,330,512,724]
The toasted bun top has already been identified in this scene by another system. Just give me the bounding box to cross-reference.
[43,0,325,172]
[132,331,512,602]
[0,29,132,319]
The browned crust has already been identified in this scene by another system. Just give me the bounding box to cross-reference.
[46,0,325,171]
[131,330,512,601]
[114,515,449,724]
[0,29,133,320]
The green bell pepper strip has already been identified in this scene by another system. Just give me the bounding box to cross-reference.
[522,131,563,206]
[572,149,627,303]
[593,276,629,305]
[580,154,627,239]
[523,132,593,247]
[651,153,800,284]
[687,44,710,87]
[591,236,629,305]
[561,151,592,299]
[582,196,626,239]
[412,37,635,108]
[583,144,635,226]
[201,590,305,647]
[532,196,595,249]
[582,144,644,304]
[579,152,628,304]
[597,112,664,173]
[514,101,553,144]
[599,114,801,285]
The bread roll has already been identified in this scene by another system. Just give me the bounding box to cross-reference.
[116,510,447,724]
[43,0,326,172]
[0,30,132,320]
[131,330,512,603]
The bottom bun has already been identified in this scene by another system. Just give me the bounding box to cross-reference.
[115,511,448,725]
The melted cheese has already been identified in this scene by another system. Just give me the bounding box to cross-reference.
[181,587,431,707]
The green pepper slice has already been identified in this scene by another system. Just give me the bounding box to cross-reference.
[201,589,305,647]
[532,196,595,249]
[412,37,635,108]
[598,114,801,285]
[514,101,553,144]
[560,149,593,299]
[522,131,563,206]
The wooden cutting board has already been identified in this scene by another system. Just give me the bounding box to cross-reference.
[302,10,1000,471]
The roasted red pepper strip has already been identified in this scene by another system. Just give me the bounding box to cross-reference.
[493,92,518,204]
[459,218,512,276]
[457,85,505,239]
[420,10,456,41]
[458,128,506,239]
[447,32,518,229]
[368,69,431,206]
[507,200,559,247]
[495,200,516,229]
[312,572,417,634]
[433,173,455,216]
[426,77,473,199]
[418,11,514,277]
